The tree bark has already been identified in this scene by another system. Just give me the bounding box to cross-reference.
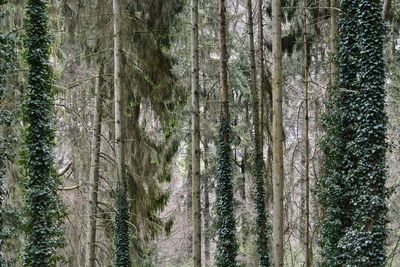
[203,138,211,265]
[272,0,284,265]
[191,0,201,265]
[330,0,338,87]
[258,0,266,154]
[113,0,123,198]
[113,0,131,264]
[85,64,104,267]
[220,0,229,120]
[215,0,238,265]
[383,0,391,20]
[23,1,64,265]
[303,3,311,266]
[202,66,211,266]
[247,0,270,265]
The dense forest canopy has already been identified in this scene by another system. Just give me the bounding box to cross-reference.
[0,0,399,266]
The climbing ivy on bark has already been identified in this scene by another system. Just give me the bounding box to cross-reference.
[215,115,238,267]
[22,1,65,266]
[0,1,15,264]
[114,181,131,267]
[317,0,387,266]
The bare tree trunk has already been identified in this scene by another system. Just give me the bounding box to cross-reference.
[383,0,391,20]
[330,0,338,86]
[272,0,284,265]
[240,101,249,244]
[85,64,104,267]
[191,0,201,265]
[203,138,211,265]
[201,65,211,266]
[220,0,229,120]
[303,3,311,266]
[258,0,266,154]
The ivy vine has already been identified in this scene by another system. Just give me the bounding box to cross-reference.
[22,1,65,266]
[215,115,238,267]
[317,0,387,266]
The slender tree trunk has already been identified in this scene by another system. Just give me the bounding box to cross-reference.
[85,64,104,267]
[220,0,229,121]
[113,0,130,265]
[383,0,391,20]
[303,4,311,266]
[215,0,238,265]
[240,107,247,203]
[330,0,338,86]
[240,101,249,244]
[202,67,211,266]
[203,138,211,265]
[272,0,284,265]
[191,0,201,265]
[247,0,270,265]
[0,3,12,264]
[258,0,266,154]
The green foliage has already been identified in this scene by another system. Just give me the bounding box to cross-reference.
[22,1,65,266]
[339,0,387,265]
[253,136,270,267]
[317,0,387,266]
[114,181,131,267]
[1,1,16,265]
[215,115,238,267]
[317,1,360,265]
[251,70,270,267]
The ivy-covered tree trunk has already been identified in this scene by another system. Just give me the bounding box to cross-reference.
[318,0,387,266]
[113,0,131,265]
[318,0,360,265]
[85,64,104,267]
[247,0,270,265]
[341,1,387,265]
[23,1,64,266]
[215,0,238,266]
[0,2,14,264]
[271,0,284,265]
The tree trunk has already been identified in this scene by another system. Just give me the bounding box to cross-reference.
[215,0,238,265]
[203,138,211,266]
[258,0,266,155]
[220,0,229,121]
[191,0,201,265]
[23,1,64,265]
[303,4,311,266]
[247,0,270,265]
[272,0,284,265]
[239,101,249,245]
[330,0,338,87]
[383,0,391,20]
[113,0,131,265]
[85,64,104,267]
[202,66,211,266]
